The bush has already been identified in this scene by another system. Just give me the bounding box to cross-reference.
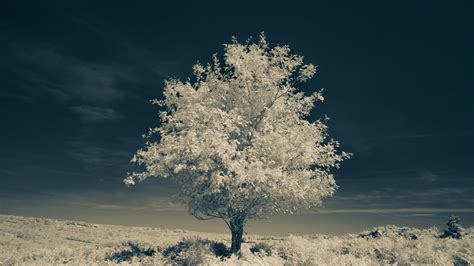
[210,242,231,258]
[162,239,193,260]
[250,242,273,256]
[453,255,470,266]
[358,225,418,240]
[105,241,158,263]
[162,237,230,264]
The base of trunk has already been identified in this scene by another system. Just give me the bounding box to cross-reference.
[230,217,245,254]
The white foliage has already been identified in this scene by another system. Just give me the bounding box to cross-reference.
[125,33,351,221]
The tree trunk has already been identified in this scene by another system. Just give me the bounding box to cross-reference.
[229,216,245,254]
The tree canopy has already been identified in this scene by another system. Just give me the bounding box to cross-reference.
[124,33,351,252]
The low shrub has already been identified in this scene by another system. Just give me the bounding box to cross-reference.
[162,237,230,264]
[210,241,231,258]
[249,242,273,256]
[105,241,158,263]
[162,239,193,260]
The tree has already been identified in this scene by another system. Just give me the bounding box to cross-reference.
[441,215,464,239]
[124,33,351,254]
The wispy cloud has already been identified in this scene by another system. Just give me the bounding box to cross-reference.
[309,207,474,214]
[411,187,467,198]
[0,185,185,213]
[329,186,472,212]
[70,105,122,122]
[72,196,185,212]
[28,49,126,104]
[4,43,136,106]
[67,144,131,166]
[69,202,184,212]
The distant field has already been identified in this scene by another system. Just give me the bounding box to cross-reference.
[0,214,472,265]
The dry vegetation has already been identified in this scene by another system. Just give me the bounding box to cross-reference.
[0,215,472,265]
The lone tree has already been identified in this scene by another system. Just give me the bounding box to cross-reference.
[441,215,464,239]
[124,33,351,254]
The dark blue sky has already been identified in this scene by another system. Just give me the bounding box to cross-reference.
[0,0,472,234]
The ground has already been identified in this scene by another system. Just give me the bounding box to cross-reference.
[0,214,472,265]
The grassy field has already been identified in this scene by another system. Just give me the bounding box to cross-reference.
[0,214,472,265]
